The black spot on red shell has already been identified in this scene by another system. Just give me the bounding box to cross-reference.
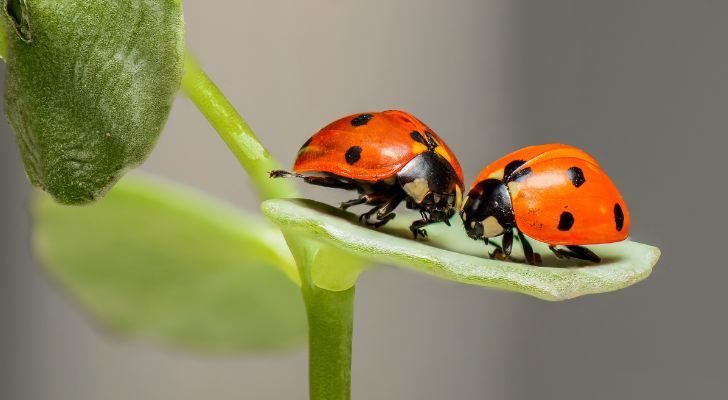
[345,146,362,165]
[351,114,373,127]
[567,166,586,188]
[410,131,427,144]
[504,160,526,181]
[614,203,624,231]
[504,159,531,182]
[511,167,532,182]
[424,131,439,148]
[558,211,574,231]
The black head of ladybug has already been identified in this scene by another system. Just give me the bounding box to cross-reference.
[396,151,463,216]
[460,179,516,240]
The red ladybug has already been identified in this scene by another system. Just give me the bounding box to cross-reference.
[271,110,464,237]
[460,144,630,264]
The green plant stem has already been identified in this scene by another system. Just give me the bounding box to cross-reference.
[181,53,296,200]
[286,235,356,400]
[0,22,7,60]
[182,51,355,399]
[302,277,355,400]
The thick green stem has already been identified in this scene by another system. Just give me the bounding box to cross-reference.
[286,235,355,400]
[303,283,355,400]
[181,53,296,200]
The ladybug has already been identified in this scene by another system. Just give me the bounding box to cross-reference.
[270,110,464,238]
[460,144,630,264]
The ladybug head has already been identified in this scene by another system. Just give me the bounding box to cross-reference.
[396,152,463,213]
[460,179,516,240]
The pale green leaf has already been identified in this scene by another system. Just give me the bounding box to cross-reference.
[33,175,306,352]
[262,199,660,301]
[283,234,368,292]
[3,0,185,204]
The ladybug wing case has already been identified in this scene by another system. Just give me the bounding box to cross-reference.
[293,111,462,184]
[293,128,417,181]
[470,144,597,188]
[509,157,630,245]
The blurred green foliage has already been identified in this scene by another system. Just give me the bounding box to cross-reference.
[34,175,306,352]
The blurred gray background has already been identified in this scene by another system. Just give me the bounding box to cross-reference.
[2,1,727,399]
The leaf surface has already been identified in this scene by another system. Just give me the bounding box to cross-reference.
[262,199,660,301]
[34,175,306,352]
[4,0,185,203]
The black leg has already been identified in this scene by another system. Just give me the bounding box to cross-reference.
[516,229,542,266]
[408,207,455,239]
[359,192,405,229]
[566,245,601,263]
[409,219,429,239]
[269,170,296,178]
[269,170,358,190]
[502,229,513,257]
[549,245,601,263]
[490,229,513,260]
[340,196,367,210]
[371,212,397,228]
[430,209,453,226]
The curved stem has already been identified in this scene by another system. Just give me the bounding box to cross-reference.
[182,51,355,399]
[181,53,297,200]
[0,25,7,61]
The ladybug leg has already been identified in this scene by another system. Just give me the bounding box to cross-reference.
[269,170,358,190]
[549,245,565,259]
[269,170,295,178]
[408,207,455,239]
[409,210,436,239]
[565,246,601,263]
[490,229,513,261]
[409,219,430,239]
[340,196,367,210]
[372,212,397,228]
[429,208,454,226]
[549,245,601,264]
[516,229,542,266]
[359,193,405,229]
[301,176,358,190]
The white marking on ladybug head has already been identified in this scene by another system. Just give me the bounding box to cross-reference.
[403,178,431,204]
[483,216,504,237]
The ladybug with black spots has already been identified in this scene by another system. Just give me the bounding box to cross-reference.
[460,144,630,264]
[271,110,464,238]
